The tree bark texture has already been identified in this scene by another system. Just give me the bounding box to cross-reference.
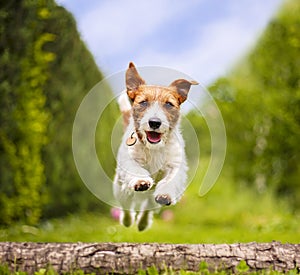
[0,242,299,274]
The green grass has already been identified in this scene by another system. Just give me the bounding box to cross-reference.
[1,166,299,243]
[0,167,299,275]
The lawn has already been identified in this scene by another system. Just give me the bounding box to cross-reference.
[1,167,299,244]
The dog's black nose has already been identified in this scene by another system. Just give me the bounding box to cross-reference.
[148,118,161,130]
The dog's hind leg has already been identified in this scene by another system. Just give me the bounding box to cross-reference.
[137,210,153,231]
[121,210,135,227]
[136,198,156,231]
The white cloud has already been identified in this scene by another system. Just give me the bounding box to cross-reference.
[60,0,282,86]
[126,0,282,85]
[78,0,200,58]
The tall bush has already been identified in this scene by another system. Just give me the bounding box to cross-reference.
[210,0,300,208]
[41,5,118,218]
[0,0,54,224]
[0,0,119,224]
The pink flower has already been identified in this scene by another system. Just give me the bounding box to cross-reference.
[110,207,121,221]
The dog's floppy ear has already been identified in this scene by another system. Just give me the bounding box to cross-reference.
[126,62,145,101]
[169,79,198,104]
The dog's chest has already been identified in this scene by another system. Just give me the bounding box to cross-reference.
[129,144,167,175]
[144,149,166,176]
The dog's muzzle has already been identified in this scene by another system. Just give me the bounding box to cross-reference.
[148,117,161,130]
[146,118,162,144]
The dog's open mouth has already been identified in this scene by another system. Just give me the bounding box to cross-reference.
[146,131,162,144]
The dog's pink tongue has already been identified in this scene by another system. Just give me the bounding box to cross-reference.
[146,131,161,143]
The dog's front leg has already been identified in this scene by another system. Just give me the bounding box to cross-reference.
[119,164,154,192]
[114,155,154,228]
[154,161,187,206]
[116,143,155,193]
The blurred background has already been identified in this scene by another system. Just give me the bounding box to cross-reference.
[0,0,299,243]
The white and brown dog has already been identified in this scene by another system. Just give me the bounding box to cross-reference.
[113,62,198,231]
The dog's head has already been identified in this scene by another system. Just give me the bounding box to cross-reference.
[126,62,198,148]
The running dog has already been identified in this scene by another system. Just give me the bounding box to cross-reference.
[113,62,198,231]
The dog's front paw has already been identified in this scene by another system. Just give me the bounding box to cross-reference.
[135,180,151,191]
[133,179,153,192]
[155,194,172,206]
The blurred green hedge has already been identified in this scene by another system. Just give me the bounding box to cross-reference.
[208,0,300,209]
[0,0,118,225]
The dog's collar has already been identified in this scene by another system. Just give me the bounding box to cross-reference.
[126,132,137,146]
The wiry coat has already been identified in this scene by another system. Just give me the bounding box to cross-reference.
[113,62,198,231]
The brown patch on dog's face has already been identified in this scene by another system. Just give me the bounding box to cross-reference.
[126,62,198,104]
[131,85,182,131]
[125,62,198,141]
[156,86,181,129]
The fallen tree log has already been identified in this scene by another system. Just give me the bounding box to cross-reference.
[0,242,299,274]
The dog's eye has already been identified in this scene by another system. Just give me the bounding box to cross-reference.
[139,100,148,107]
[165,101,174,108]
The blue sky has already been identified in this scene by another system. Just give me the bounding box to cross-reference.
[56,0,282,86]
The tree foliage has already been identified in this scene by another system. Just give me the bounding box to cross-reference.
[0,0,118,225]
[0,0,55,224]
[40,2,118,218]
[208,0,300,208]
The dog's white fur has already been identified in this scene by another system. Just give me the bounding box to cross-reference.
[113,62,198,231]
